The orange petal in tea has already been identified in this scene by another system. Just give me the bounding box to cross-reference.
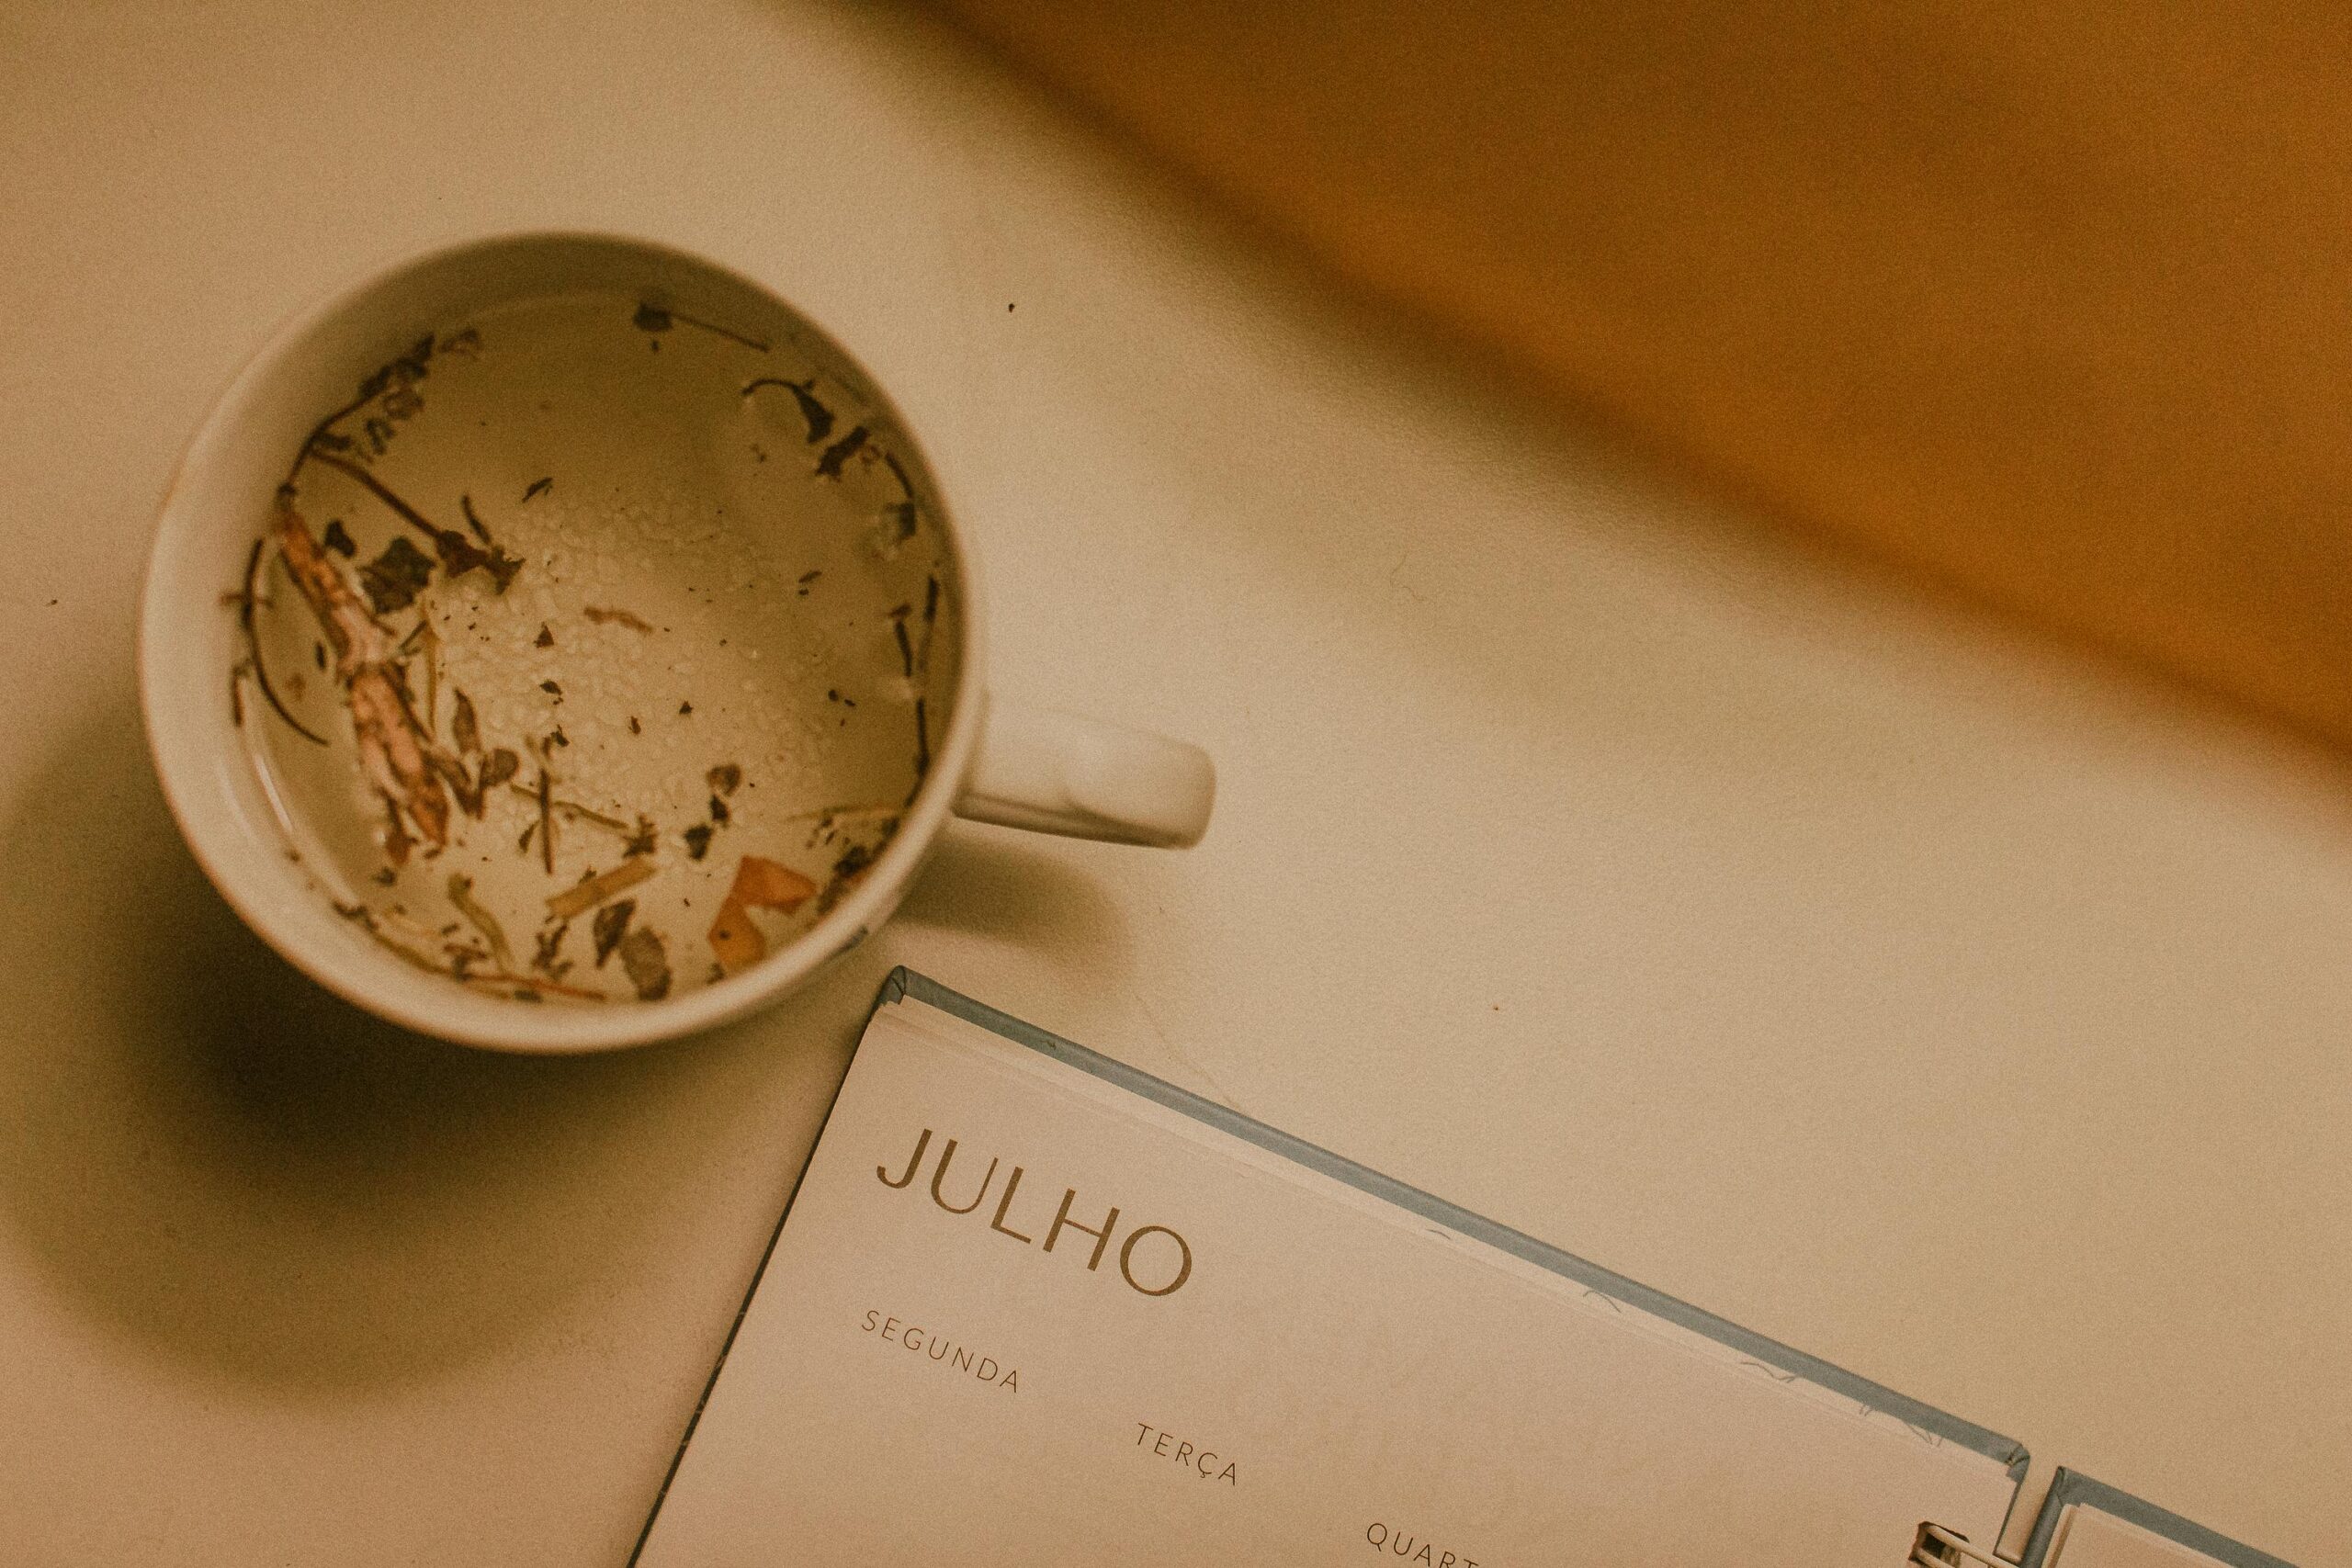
[707,855,818,972]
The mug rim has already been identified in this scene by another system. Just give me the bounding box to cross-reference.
[138,228,988,1052]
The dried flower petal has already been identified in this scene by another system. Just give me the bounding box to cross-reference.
[707,854,818,973]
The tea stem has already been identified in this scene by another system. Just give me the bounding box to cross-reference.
[234,536,328,745]
[306,448,447,545]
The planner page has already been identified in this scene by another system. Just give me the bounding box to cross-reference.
[634,981,2021,1566]
[2046,1509,2231,1568]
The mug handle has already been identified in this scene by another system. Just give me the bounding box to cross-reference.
[954,696,1216,848]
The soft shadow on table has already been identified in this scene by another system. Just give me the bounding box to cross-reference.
[0,698,1118,1394]
[890,819,1129,984]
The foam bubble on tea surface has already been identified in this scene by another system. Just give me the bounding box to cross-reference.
[235,289,957,1003]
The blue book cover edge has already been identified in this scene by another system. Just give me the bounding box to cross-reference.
[2018,1469,2295,1568]
[887,966,2030,1479]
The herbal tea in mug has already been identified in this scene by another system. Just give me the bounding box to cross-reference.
[236,289,957,1004]
[147,231,1209,1049]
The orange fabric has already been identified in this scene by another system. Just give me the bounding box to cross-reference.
[940,0,2352,745]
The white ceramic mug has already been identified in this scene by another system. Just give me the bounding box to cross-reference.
[140,231,1213,1053]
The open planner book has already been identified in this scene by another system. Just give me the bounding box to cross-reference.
[629,970,2294,1568]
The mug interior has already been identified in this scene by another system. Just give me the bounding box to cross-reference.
[141,232,982,1051]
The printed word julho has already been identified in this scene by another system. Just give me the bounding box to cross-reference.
[877,1127,1194,1297]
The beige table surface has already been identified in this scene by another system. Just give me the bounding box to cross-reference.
[1,3,2345,1562]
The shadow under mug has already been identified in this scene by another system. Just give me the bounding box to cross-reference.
[139,231,1214,1053]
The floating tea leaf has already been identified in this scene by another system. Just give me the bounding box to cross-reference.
[592,898,635,967]
[358,536,434,615]
[814,424,867,479]
[617,926,672,1000]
